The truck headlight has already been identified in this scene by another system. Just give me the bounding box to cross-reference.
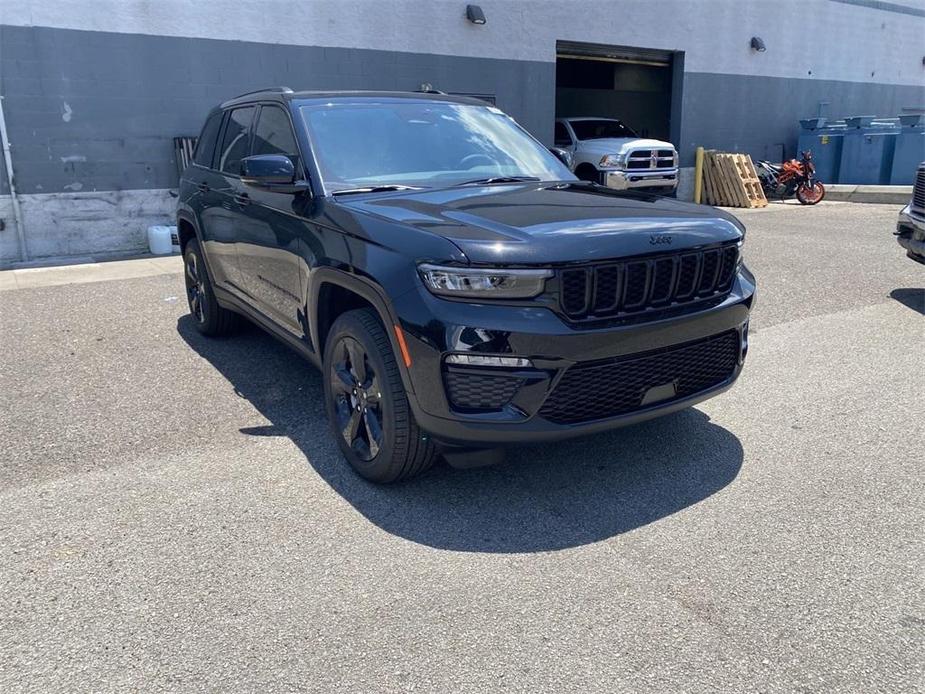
[599,153,626,168]
[419,265,552,299]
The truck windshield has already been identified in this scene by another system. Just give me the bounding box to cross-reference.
[299,101,574,193]
[569,119,638,140]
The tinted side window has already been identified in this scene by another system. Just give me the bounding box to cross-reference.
[554,122,571,146]
[253,106,300,169]
[218,106,255,175]
[193,112,223,167]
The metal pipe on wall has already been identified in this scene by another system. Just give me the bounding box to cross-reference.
[0,94,28,262]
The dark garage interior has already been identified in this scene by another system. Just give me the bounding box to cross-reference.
[555,41,680,143]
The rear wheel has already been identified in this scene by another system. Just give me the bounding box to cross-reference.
[796,181,825,205]
[183,238,239,336]
[323,309,437,483]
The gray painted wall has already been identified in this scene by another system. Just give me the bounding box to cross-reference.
[3,24,922,195]
[679,73,925,166]
[0,25,553,196]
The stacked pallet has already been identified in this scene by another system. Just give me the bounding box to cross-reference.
[702,151,768,208]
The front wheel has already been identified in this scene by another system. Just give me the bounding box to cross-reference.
[796,180,825,205]
[323,309,437,483]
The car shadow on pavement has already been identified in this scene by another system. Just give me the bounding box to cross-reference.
[178,316,743,553]
[890,288,925,315]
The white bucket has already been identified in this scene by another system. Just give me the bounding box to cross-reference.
[147,225,174,255]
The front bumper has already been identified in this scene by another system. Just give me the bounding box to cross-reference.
[896,205,925,263]
[604,168,679,191]
[393,267,756,447]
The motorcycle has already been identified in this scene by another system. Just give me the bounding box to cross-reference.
[755,151,826,205]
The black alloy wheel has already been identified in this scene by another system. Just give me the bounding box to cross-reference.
[182,237,239,336]
[329,336,384,461]
[185,250,206,324]
[322,308,437,482]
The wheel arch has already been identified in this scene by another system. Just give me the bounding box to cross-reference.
[308,268,416,396]
[176,211,200,252]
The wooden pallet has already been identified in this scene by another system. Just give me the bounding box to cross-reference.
[702,151,768,208]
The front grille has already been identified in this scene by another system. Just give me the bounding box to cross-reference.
[912,167,925,212]
[444,371,523,411]
[539,331,739,425]
[626,149,676,170]
[558,243,739,321]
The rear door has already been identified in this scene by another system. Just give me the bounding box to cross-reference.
[209,105,257,296]
[234,104,306,336]
[189,110,242,289]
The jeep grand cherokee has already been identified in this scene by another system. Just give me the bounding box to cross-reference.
[177,88,756,482]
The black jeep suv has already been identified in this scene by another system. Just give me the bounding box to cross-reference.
[177,88,756,482]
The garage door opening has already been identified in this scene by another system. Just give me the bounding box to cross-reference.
[555,41,682,145]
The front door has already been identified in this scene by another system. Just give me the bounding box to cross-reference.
[234,104,305,337]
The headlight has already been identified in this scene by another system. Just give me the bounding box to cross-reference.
[599,153,626,168]
[418,264,552,299]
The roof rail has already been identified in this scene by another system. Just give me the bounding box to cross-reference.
[231,86,294,100]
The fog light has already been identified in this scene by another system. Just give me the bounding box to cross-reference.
[445,354,532,367]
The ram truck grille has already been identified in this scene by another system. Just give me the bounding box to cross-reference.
[625,149,676,170]
[912,167,925,214]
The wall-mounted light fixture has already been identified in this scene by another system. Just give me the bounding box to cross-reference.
[750,36,767,52]
[466,4,487,24]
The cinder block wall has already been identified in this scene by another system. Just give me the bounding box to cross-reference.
[1,0,923,263]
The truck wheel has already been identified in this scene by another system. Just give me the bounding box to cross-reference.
[323,308,437,483]
[575,164,600,183]
[183,238,239,336]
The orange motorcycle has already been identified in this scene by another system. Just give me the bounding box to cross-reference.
[756,150,826,205]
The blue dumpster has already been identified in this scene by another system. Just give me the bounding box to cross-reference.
[890,114,925,185]
[798,118,844,183]
[838,116,899,185]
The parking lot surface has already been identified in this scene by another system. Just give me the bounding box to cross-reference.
[1,201,923,693]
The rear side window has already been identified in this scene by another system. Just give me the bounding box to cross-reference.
[252,106,300,169]
[218,106,256,175]
[193,112,223,168]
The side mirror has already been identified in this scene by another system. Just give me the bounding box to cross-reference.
[549,147,574,169]
[240,154,310,194]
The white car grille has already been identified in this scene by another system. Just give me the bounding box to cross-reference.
[626,149,676,171]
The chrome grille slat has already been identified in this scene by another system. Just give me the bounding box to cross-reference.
[912,168,925,213]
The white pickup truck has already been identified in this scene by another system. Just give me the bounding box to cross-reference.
[554,117,679,195]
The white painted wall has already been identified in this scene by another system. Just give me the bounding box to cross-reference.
[3,0,924,86]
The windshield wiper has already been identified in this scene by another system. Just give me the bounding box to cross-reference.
[332,184,425,196]
[455,176,541,186]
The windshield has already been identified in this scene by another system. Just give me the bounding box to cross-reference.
[568,119,637,141]
[299,101,574,193]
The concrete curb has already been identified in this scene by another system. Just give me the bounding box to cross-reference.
[824,184,912,205]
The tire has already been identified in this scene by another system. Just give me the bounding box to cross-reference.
[796,181,825,205]
[183,238,239,336]
[575,164,600,183]
[323,308,437,483]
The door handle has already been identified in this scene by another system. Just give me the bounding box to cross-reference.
[197,182,209,193]
[233,192,250,206]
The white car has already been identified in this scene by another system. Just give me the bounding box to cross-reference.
[554,117,679,194]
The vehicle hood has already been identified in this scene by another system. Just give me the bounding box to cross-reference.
[338,182,744,265]
[577,138,676,156]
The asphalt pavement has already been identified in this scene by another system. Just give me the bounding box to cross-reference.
[0,201,922,693]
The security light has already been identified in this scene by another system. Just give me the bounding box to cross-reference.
[750,36,767,52]
[466,4,487,24]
